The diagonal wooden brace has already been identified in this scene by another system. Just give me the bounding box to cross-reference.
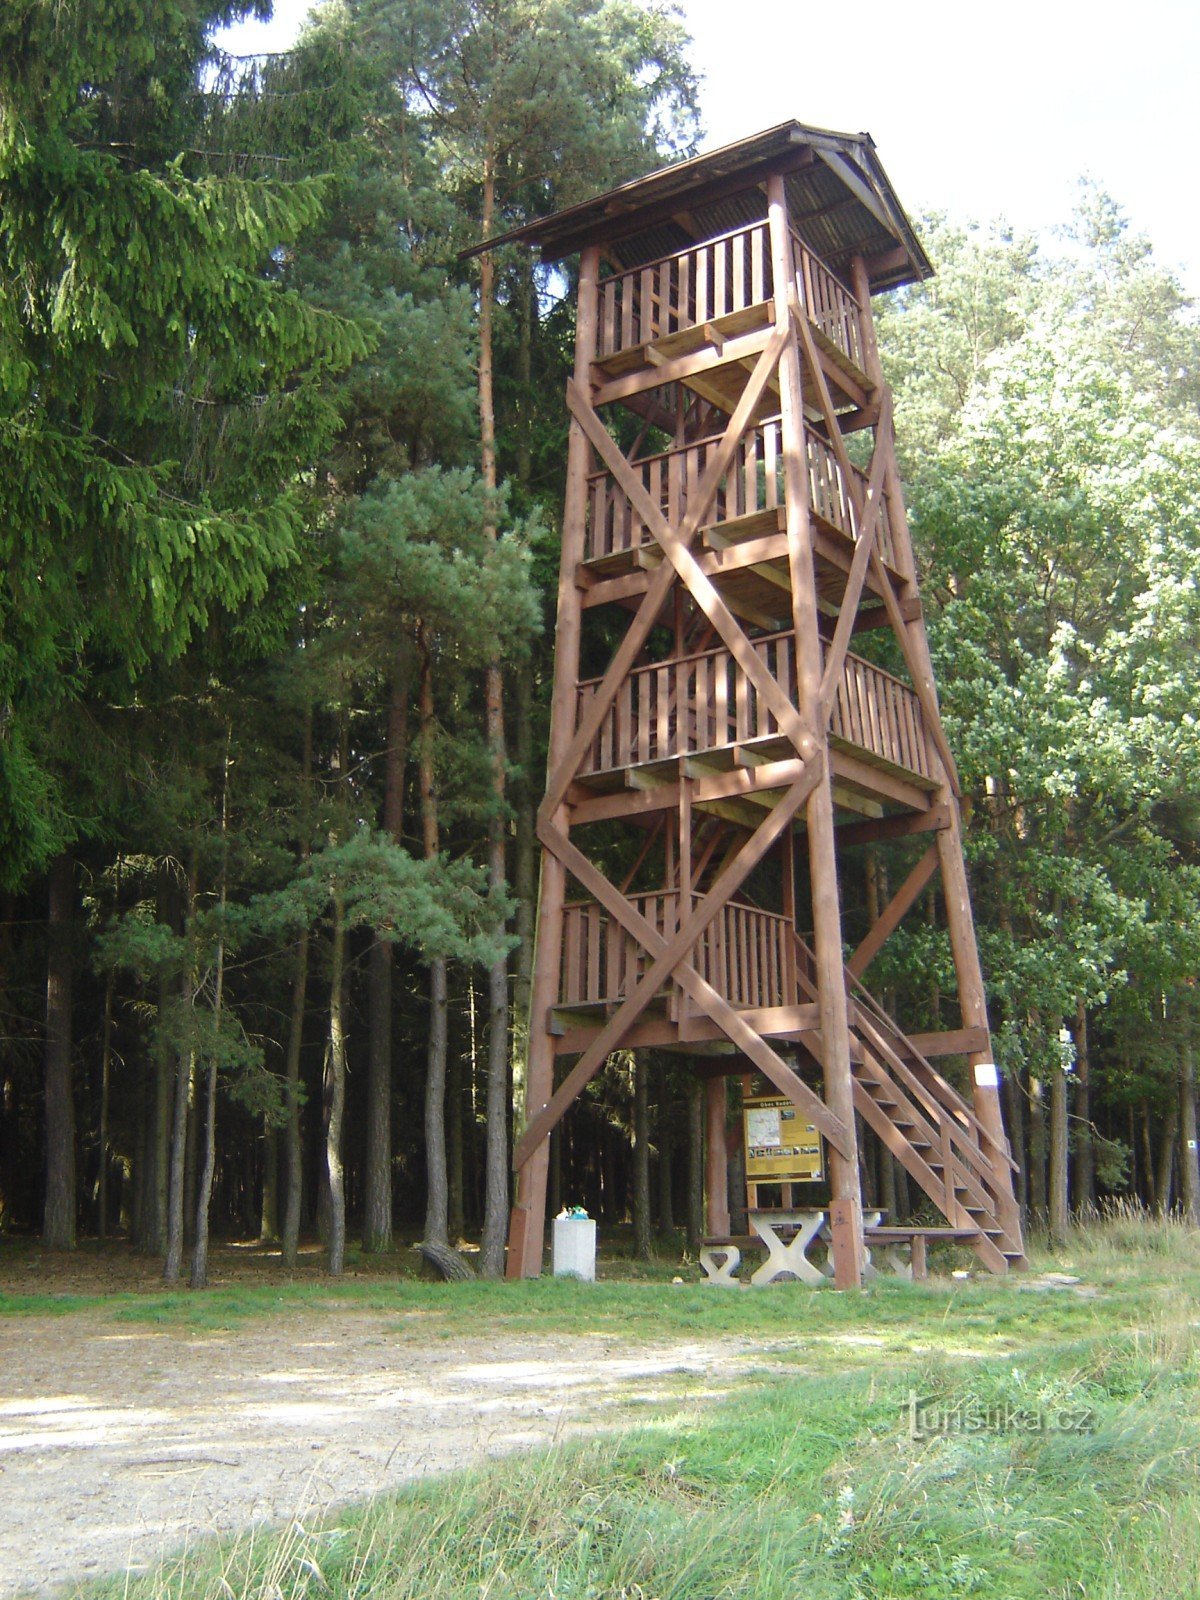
[540,328,791,825]
[818,390,892,716]
[789,296,961,794]
[570,381,817,767]
[515,760,853,1167]
[847,842,941,978]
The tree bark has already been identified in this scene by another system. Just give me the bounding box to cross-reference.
[655,1065,674,1239]
[1139,1102,1157,1209]
[363,667,407,1254]
[1180,1040,1199,1226]
[448,1038,465,1241]
[281,699,313,1272]
[191,734,231,1290]
[164,865,198,1285]
[1027,1068,1047,1223]
[632,1056,651,1259]
[1048,1057,1069,1240]
[97,967,115,1240]
[477,156,510,1279]
[43,854,76,1249]
[260,1124,278,1243]
[1156,1102,1179,1217]
[511,656,536,1149]
[281,927,309,1270]
[1003,1067,1027,1220]
[1072,999,1094,1217]
[685,1075,703,1254]
[325,880,348,1276]
[419,647,449,1249]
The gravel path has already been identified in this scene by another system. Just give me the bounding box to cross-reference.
[0,1308,761,1597]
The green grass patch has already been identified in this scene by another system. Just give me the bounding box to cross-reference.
[38,1218,1200,1600]
[81,1318,1200,1600]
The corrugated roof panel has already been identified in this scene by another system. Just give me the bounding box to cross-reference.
[462,120,932,292]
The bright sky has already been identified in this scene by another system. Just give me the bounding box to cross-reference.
[217,0,1200,291]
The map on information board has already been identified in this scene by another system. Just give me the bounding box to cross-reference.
[743,1094,823,1183]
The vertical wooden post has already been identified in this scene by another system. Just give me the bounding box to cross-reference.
[506,245,601,1279]
[704,1074,730,1236]
[851,253,1022,1257]
[769,179,864,1288]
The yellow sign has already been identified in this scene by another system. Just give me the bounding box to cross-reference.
[743,1095,823,1183]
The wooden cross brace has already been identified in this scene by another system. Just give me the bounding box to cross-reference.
[516,752,853,1170]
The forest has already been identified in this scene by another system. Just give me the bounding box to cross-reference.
[1,0,1198,1284]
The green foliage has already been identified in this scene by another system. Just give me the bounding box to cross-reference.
[0,0,365,879]
[874,198,1200,1077]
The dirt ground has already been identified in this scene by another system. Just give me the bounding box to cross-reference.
[0,1249,767,1598]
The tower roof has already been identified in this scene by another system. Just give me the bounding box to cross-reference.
[462,120,932,293]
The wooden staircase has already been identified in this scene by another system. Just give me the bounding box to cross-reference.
[795,934,1024,1271]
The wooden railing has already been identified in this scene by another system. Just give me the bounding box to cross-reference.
[791,230,864,372]
[596,222,772,362]
[559,891,796,1011]
[829,654,933,780]
[585,419,895,566]
[576,634,933,784]
[593,220,867,379]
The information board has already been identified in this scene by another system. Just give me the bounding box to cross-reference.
[743,1094,823,1183]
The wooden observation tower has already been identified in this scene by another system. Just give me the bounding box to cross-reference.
[479,122,1024,1286]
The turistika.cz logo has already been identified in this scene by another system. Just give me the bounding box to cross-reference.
[904,1390,1095,1441]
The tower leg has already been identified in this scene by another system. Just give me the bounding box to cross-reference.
[506,852,566,1279]
[505,245,600,1279]
[936,805,1025,1254]
[769,178,864,1288]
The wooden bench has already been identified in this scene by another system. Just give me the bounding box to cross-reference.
[863,1226,981,1281]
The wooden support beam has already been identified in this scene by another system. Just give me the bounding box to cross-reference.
[541,330,790,825]
[847,843,940,978]
[905,1027,990,1059]
[521,758,851,1167]
[834,802,952,849]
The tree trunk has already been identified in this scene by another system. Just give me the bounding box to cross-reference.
[282,699,313,1272]
[260,1123,279,1244]
[655,1066,674,1239]
[477,156,510,1279]
[448,1040,465,1241]
[1156,1103,1179,1217]
[97,965,115,1240]
[43,854,76,1249]
[1180,1040,1200,1226]
[164,1037,194,1286]
[511,260,537,1148]
[419,647,450,1249]
[152,864,174,1255]
[511,656,536,1149]
[1072,999,1094,1217]
[632,1056,651,1260]
[164,868,198,1285]
[325,880,348,1276]
[363,940,393,1253]
[685,1075,703,1253]
[1027,1068,1048,1223]
[1048,1057,1069,1240]
[191,735,232,1290]
[1141,1102,1157,1210]
[1003,1067,1028,1220]
[363,669,407,1254]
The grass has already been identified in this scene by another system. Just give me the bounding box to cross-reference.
[9,1212,1200,1598]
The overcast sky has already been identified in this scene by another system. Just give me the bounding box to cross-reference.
[216,0,1199,291]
